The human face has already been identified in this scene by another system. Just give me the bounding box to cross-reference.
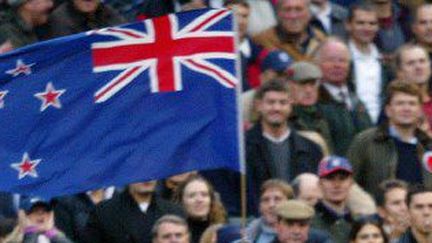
[352,224,384,243]
[129,181,157,196]
[297,178,322,207]
[277,0,311,35]
[398,47,431,84]
[257,91,292,127]
[27,207,52,227]
[231,5,250,40]
[73,0,100,13]
[24,0,53,26]
[182,180,211,220]
[381,188,409,226]
[409,192,432,235]
[291,81,319,106]
[260,188,288,225]
[319,42,351,85]
[181,0,206,11]
[153,222,190,243]
[385,92,422,128]
[413,6,432,45]
[319,172,353,205]
[276,219,310,243]
[346,10,379,46]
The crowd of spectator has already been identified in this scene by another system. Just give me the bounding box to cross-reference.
[3,0,432,242]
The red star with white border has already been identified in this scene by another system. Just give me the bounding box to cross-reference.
[5,59,35,77]
[0,90,8,109]
[34,82,66,112]
[10,153,41,179]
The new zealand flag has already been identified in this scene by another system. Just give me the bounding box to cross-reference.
[0,8,241,198]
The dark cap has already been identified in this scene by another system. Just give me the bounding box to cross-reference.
[318,156,353,178]
[19,196,52,214]
[261,50,293,72]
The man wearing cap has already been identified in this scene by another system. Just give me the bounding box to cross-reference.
[19,197,73,243]
[246,79,323,214]
[312,156,354,243]
[348,81,432,197]
[289,61,334,153]
[274,200,331,243]
[0,0,53,49]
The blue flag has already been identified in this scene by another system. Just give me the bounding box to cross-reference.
[0,8,241,198]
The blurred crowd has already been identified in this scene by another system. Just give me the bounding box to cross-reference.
[3,0,432,243]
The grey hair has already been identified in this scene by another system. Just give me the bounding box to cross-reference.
[151,215,189,239]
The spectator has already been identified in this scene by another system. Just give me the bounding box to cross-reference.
[174,175,227,243]
[346,2,391,124]
[151,215,190,243]
[274,200,332,243]
[247,179,294,243]
[348,81,432,197]
[312,156,354,243]
[83,180,184,243]
[246,79,323,213]
[375,180,410,243]
[310,0,348,39]
[315,38,372,156]
[47,0,125,38]
[252,0,326,61]
[288,61,333,153]
[370,0,411,60]
[349,218,388,243]
[54,187,116,242]
[291,173,322,207]
[398,185,432,242]
[411,4,432,62]
[395,44,432,133]
[0,0,54,48]
[19,197,73,243]
[157,172,196,201]
[177,0,206,11]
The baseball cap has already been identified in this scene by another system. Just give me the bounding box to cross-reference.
[287,61,322,83]
[19,196,52,214]
[275,200,315,220]
[261,50,293,72]
[318,156,353,178]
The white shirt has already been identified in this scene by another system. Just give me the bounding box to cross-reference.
[138,202,150,213]
[263,129,291,143]
[322,83,352,109]
[311,3,332,33]
[349,40,382,123]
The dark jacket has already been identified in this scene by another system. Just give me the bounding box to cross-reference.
[83,190,184,243]
[23,231,73,243]
[311,2,348,39]
[318,85,372,156]
[311,201,353,243]
[0,10,39,48]
[348,123,432,197]
[246,124,323,214]
[0,192,17,219]
[47,1,125,38]
[271,228,333,243]
[398,229,418,243]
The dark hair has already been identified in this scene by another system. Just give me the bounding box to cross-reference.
[255,79,289,100]
[223,0,249,8]
[349,217,388,243]
[375,179,408,207]
[384,81,422,105]
[174,174,227,224]
[406,184,432,207]
[347,2,377,22]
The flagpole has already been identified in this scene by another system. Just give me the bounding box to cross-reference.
[230,6,248,230]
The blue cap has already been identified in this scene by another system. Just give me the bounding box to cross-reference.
[19,196,52,213]
[261,50,293,72]
[318,156,353,177]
